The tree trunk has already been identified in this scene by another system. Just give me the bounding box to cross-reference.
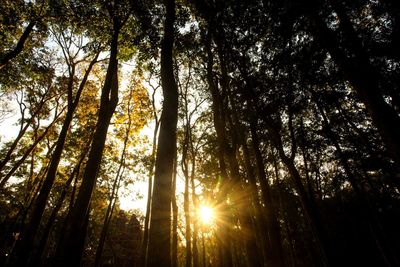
[94,130,129,267]
[93,167,124,267]
[213,26,262,267]
[204,28,232,267]
[147,0,178,266]
[138,120,159,267]
[30,143,90,267]
[172,154,178,267]
[268,117,333,267]
[237,56,286,267]
[10,53,97,267]
[182,132,192,267]
[53,20,120,267]
[191,163,199,267]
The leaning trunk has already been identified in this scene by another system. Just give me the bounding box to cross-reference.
[53,21,120,267]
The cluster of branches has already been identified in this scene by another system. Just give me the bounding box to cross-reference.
[1,0,400,267]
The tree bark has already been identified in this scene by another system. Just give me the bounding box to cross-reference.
[30,143,90,267]
[10,53,98,267]
[191,162,199,267]
[147,0,178,266]
[139,86,160,267]
[172,154,178,267]
[237,55,286,267]
[53,19,120,267]
[204,28,232,267]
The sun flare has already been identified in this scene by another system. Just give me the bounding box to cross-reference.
[199,205,215,225]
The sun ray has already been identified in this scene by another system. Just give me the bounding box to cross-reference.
[199,205,215,225]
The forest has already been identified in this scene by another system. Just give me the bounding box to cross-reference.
[1,0,400,266]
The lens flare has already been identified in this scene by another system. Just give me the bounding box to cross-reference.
[199,205,214,225]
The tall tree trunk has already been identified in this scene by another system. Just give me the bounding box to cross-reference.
[139,84,160,267]
[10,53,98,267]
[53,20,120,267]
[204,28,232,267]
[213,26,262,267]
[237,55,286,267]
[94,62,138,267]
[227,95,270,266]
[267,116,333,267]
[30,143,90,267]
[147,0,178,266]
[138,120,159,267]
[94,123,130,267]
[172,154,178,267]
[190,163,199,267]
[93,166,124,267]
[182,132,192,267]
[180,81,193,267]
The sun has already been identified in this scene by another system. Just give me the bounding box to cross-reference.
[199,205,215,225]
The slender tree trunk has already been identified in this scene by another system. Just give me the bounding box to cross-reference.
[94,67,138,266]
[271,122,333,267]
[191,164,199,267]
[234,122,269,265]
[237,56,286,267]
[227,96,270,267]
[172,154,178,267]
[147,0,178,266]
[180,86,192,267]
[30,143,90,267]
[138,120,159,267]
[30,163,80,266]
[10,53,97,267]
[94,134,130,266]
[299,120,316,200]
[2,153,53,266]
[204,27,233,267]
[53,20,120,267]
[212,26,262,267]
[93,165,125,267]
[183,138,192,267]
[139,85,160,267]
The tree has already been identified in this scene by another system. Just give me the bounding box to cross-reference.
[147,0,179,266]
[52,2,126,265]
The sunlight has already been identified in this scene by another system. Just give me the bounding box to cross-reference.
[199,205,215,225]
